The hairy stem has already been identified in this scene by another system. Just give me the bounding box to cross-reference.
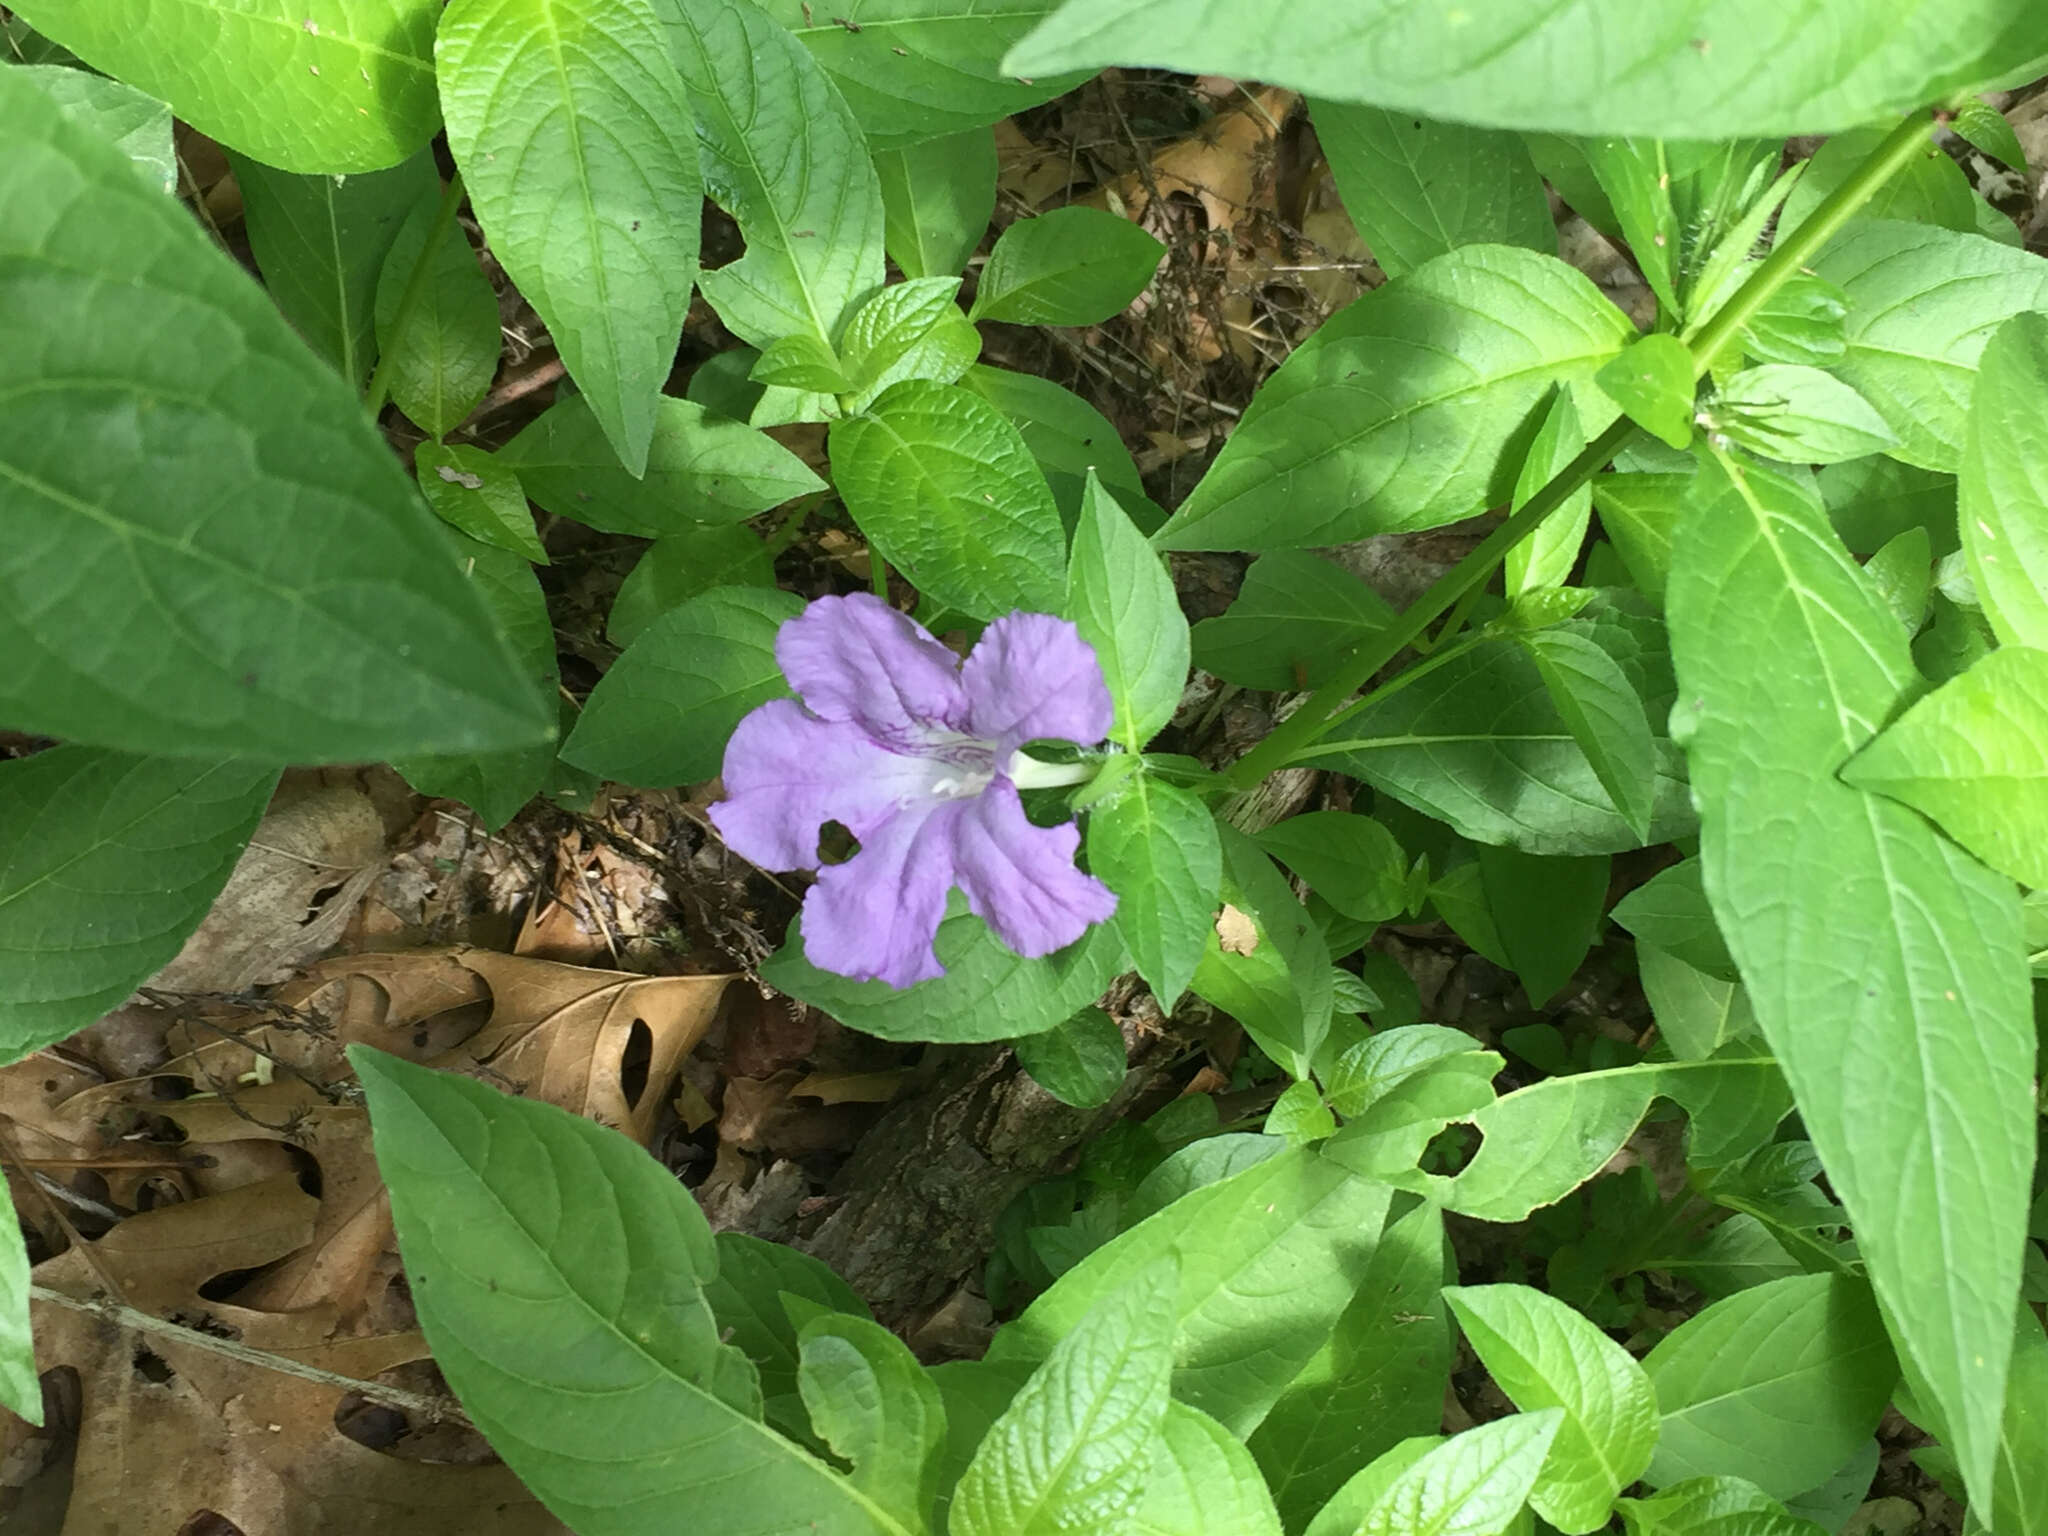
[362,171,467,421]
[1222,103,1939,791]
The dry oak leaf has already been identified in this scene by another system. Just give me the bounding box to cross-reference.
[7,1177,558,1536]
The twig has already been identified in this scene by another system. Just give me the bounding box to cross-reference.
[0,1120,126,1302]
[28,1286,468,1422]
[456,354,567,433]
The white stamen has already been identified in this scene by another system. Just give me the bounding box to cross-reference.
[1006,753,1098,789]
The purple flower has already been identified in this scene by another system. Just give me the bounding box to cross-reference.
[710,593,1120,988]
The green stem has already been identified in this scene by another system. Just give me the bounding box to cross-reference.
[363,170,466,421]
[1222,102,1940,792]
[1224,417,1632,789]
[1680,106,1935,377]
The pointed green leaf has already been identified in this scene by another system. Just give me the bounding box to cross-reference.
[609,528,775,647]
[376,181,506,438]
[1250,1200,1452,1531]
[0,71,553,761]
[1518,629,1657,844]
[1864,525,1934,634]
[1741,274,1849,369]
[1814,221,2048,472]
[502,394,823,534]
[0,1183,33,1423]
[838,277,981,412]
[1014,1007,1128,1110]
[1136,1400,1285,1536]
[1598,334,1696,451]
[9,0,440,172]
[1780,125,1976,242]
[1956,100,2029,175]
[1611,858,1737,980]
[231,148,433,388]
[1962,311,2048,648]
[1506,388,1593,596]
[1155,246,1632,551]
[1256,811,1408,925]
[562,585,803,787]
[831,379,1066,618]
[799,1313,947,1533]
[1445,1284,1658,1533]
[1477,846,1610,1006]
[970,206,1164,326]
[1590,473,1688,603]
[1618,1477,1832,1536]
[1711,365,1897,465]
[989,1148,1391,1438]
[1302,1437,1441,1536]
[1666,449,2033,1509]
[1982,1308,2048,1536]
[1311,101,1551,280]
[1068,471,1188,750]
[952,1260,1176,1536]
[1644,1275,1896,1500]
[0,750,277,1062]
[415,445,545,563]
[1086,774,1219,1007]
[439,0,702,474]
[702,1231,872,1441]
[962,364,1148,504]
[1190,552,1394,692]
[876,128,997,281]
[1637,944,1755,1061]
[352,1047,903,1535]
[1001,1,2046,140]
[666,0,882,350]
[1354,1412,1563,1536]
[1191,827,1334,1079]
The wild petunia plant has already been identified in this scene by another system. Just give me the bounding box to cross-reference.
[6,0,2048,1533]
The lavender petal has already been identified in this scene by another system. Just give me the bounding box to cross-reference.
[949,779,1117,958]
[776,592,969,741]
[961,611,1113,754]
[800,801,963,988]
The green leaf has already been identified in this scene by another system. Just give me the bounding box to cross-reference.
[701,1231,872,1441]
[1087,773,1220,1007]
[1250,1200,1452,1531]
[666,0,882,350]
[375,180,502,438]
[1840,646,2048,887]
[1820,454,1955,558]
[876,128,997,281]
[1710,365,1897,465]
[962,364,1148,504]
[1407,1049,1790,1225]
[752,333,855,394]
[1155,246,1633,551]
[0,72,552,761]
[439,0,701,475]
[1001,0,2048,140]
[1962,311,2048,648]
[838,277,982,413]
[1598,333,1696,451]
[1644,1275,1896,1500]
[1354,1412,1564,1536]
[1322,1027,1503,1182]
[231,149,432,389]
[1190,552,1395,692]
[952,1260,1177,1536]
[1477,846,1610,1007]
[798,1313,947,1532]
[1864,525,1934,634]
[0,751,276,1062]
[1666,448,2033,1509]
[830,379,1066,618]
[1577,138,1688,317]
[1314,631,1695,857]
[1591,473,1688,603]
[1742,274,1850,369]
[1611,858,1737,980]
[9,0,440,172]
[1265,1081,1336,1143]
[1779,125,1976,242]
[17,63,172,194]
[1956,99,2030,175]
[1814,221,2048,472]
[502,394,823,535]
[1311,101,1552,280]
[989,1147,1391,1438]
[1015,1007,1128,1109]
[415,445,545,563]
[1192,827,1334,1079]
[1517,629,1657,844]
[1444,1283,1658,1533]
[1506,387,1593,596]
[1637,944,1755,1061]
[755,0,1089,150]
[1136,1400,1285,1536]
[1068,471,1188,750]
[1255,812,1408,925]
[969,206,1164,326]
[764,896,1128,1043]
[562,585,802,787]
[1302,1438,1442,1536]
[394,533,560,829]
[351,1047,903,1535]
[609,528,774,647]
[0,1183,33,1423]
[1983,1308,2048,1536]
[1618,1477,1832,1536]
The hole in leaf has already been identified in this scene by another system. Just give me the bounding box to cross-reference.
[618,1020,652,1110]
